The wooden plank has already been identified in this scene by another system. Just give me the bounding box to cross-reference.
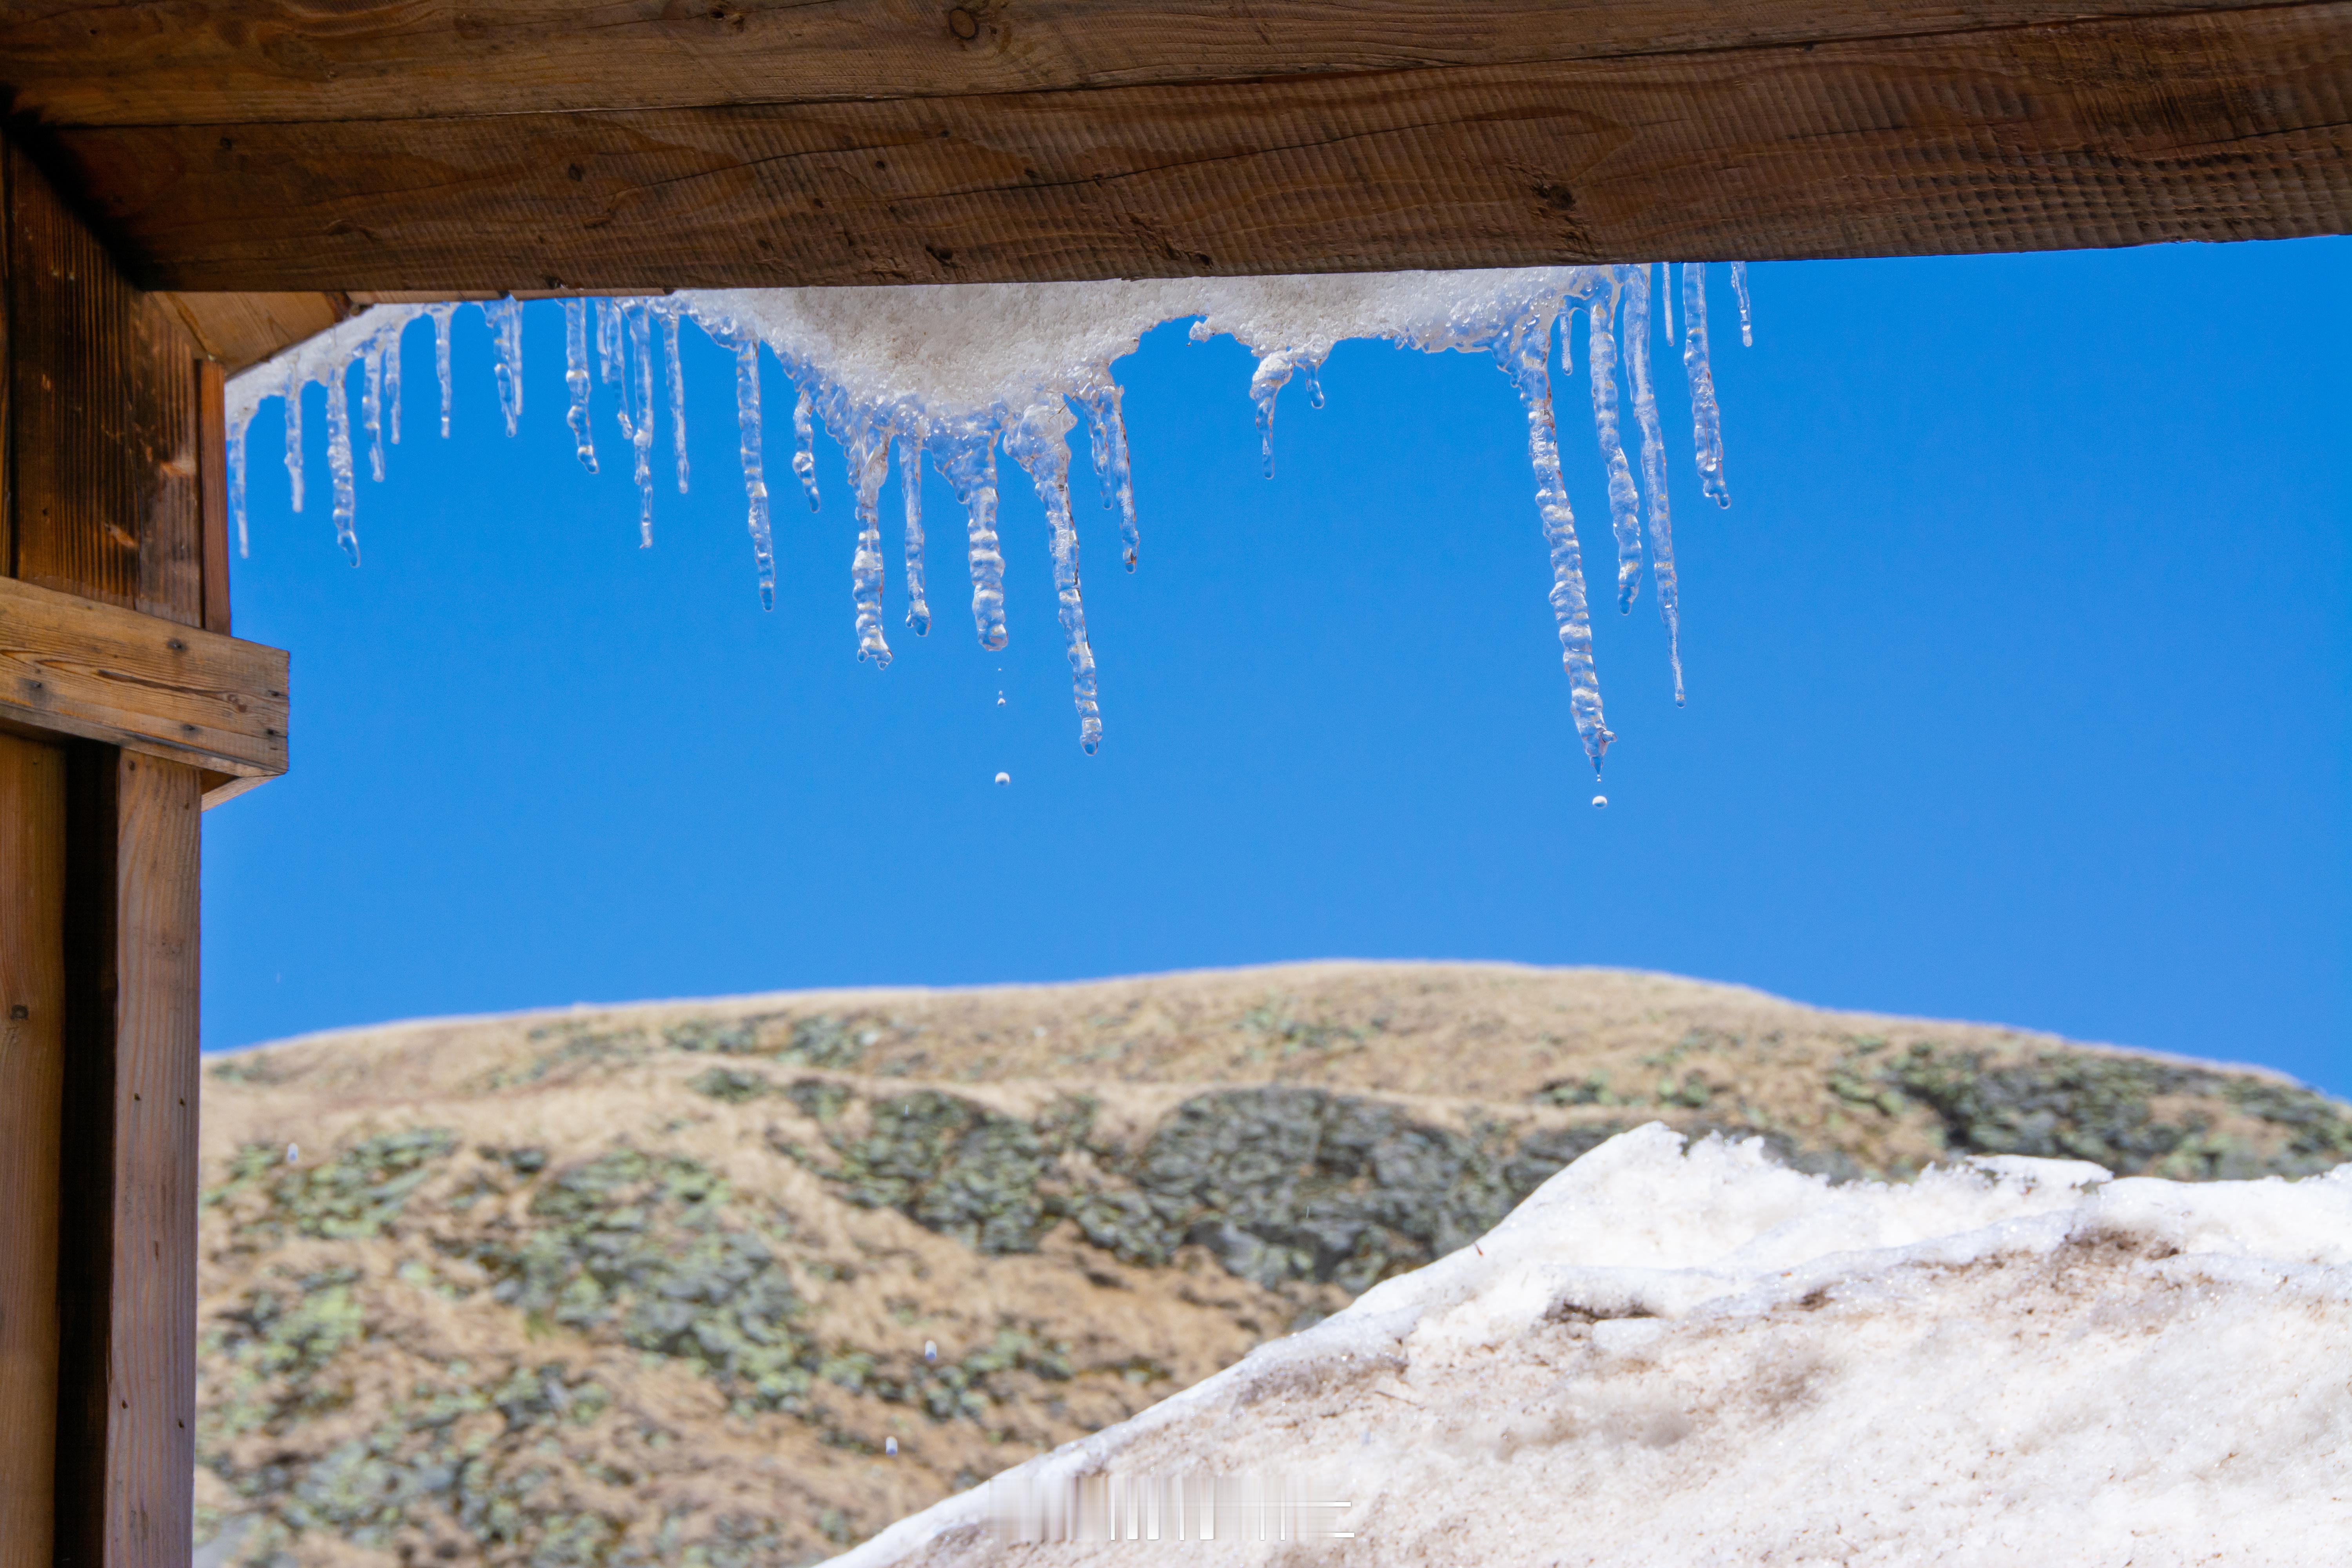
[0,0,2324,124]
[0,144,11,580]
[160,290,349,377]
[26,2,2352,293]
[0,733,66,1568]
[53,748,203,1568]
[196,359,229,636]
[5,143,206,619]
[0,574,288,779]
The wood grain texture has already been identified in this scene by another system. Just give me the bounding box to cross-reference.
[53,748,203,1568]
[160,290,350,377]
[102,752,202,1568]
[0,574,289,779]
[0,0,2323,123]
[197,360,230,636]
[5,143,207,617]
[0,733,65,1568]
[29,2,2352,293]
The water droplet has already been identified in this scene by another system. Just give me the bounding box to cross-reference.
[285,1142,299,1165]
[994,771,1010,786]
[1591,795,1608,809]
[924,1340,938,1363]
[885,1437,898,1457]
[996,691,1005,707]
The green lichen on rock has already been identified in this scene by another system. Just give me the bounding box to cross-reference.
[477,1150,814,1412]
[667,1011,879,1069]
[820,1091,1062,1254]
[1877,1043,2352,1178]
[210,1129,457,1241]
[1121,1087,1519,1292]
[687,1066,775,1103]
[202,1269,369,1439]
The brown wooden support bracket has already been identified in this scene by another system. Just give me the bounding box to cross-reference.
[0,575,288,809]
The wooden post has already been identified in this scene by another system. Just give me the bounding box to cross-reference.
[3,131,212,1568]
[0,732,67,1568]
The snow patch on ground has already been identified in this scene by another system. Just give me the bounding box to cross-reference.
[826,1124,2352,1566]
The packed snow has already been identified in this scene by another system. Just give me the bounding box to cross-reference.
[821,1125,2352,1566]
[227,265,1751,769]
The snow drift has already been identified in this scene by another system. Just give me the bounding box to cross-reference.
[824,1123,2352,1566]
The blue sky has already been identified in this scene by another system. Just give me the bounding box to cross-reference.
[204,241,2350,1096]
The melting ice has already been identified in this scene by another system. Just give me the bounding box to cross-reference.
[225,267,1748,774]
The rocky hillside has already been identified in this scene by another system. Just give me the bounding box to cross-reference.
[193,964,2352,1568]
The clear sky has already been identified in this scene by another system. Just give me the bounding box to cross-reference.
[203,240,2350,1096]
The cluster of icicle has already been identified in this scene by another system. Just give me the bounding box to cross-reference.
[225,264,1750,771]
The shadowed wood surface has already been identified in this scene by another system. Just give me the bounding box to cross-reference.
[6,0,2348,294]
[0,733,65,1568]
[0,575,289,781]
[5,142,206,617]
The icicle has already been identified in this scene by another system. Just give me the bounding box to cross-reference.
[596,298,624,390]
[1249,349,1300,478]
[627,300,656,546]
[1496,305,1610,773]
[1004,399,1102,754]
[429,304,456,439]
[900,435,931,635]
[230,425,250,558]
[283,364,305,513]
[1583,287,1645,615]
[846,421,894,666]
[1074,371,1139,571]
[360,349,387,483]
[384,320,405,447]
[484,299,524,437]
[941,427,1007,652]
[661,301,690,494]
[791,386,822,510]
[1301,360,1326,410]
[563,299,599,473]
[1660,262,1676,344]
[1730,260,1754,348]
[1619,265,1685,704]
[732,339,776,610]
[326,363,360,564]
[1683,263,1729,509]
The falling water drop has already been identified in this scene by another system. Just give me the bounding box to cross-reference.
[285,1143,299,1165]
[994,772,1010,786]
[884,1438,898,1457]
[1592,794,1608,809]
[924,1341,938,1363]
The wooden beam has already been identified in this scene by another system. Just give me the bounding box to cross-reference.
[7,1,2349,292]
[159,291,350,378]
[53,747,203,1568]
[0,574,288,784]
[4,130,225,1568]
[0,0,2323,123]
[0,732,67,1568]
